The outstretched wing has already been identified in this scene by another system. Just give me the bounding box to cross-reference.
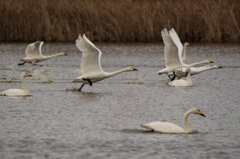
[25,41,44,58]
[169,28,184,62]
[75,34,103,74]
[161,29,182,67]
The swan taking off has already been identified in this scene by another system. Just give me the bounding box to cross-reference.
[168,65,222,80]
[168,68,193,87]
[72,34,138,91]
[18,41,67,65]
[1,72,32,96]
[157,28,213,75]
[141,108,206,134]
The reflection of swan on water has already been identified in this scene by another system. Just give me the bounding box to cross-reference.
[141,108,206,134]
[1,72,32,96]
[71,34,138,92]
[158,29,213,75]
[18,41,67,66]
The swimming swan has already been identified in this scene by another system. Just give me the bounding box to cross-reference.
[18,41,67,65]
[168,65,222,80]
[1,72,32,96]
[141,107,206,134]
[71,34,138,91]
[168,69,193,87]
[157,29,213,75]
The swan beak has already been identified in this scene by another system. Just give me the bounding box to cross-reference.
[64,53,68,55]
[132,68,138,71]
[27,73,32,77]
[200,113,206,117]
[209,60,214,63]
[218,66,222,68]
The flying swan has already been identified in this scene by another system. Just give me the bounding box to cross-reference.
[157,28,213,75]
[1,72,32,96]
[18,41,67,65]
[71,34,138,91]
[168,68,193,87]
[168,65,222,80]
[141,107,206,134]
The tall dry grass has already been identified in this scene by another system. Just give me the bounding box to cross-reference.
[0,0,239,42]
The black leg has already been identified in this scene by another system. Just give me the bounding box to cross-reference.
[170,71,176,81]
[18,62,25,65]
[151,129,154,132]
[78,84,84,92]
[82,78,92,86]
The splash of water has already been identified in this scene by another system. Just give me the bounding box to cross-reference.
[31,66,53,83]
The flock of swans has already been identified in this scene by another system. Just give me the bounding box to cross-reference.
[1,28,222,134]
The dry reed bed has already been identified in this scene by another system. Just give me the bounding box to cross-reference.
[0,0,239,42]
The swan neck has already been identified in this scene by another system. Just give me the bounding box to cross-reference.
[183,110,193,133]
[21,76,30,95]
[182,44,187,61]
[45,53,62,59]
[187,71,192,85]
[188,60,207,67]
[106,68,129,78]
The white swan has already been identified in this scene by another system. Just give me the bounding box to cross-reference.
[168,65,222,80]
[168,69,193,87]
[141,107,206,134]
[18,41,67,65]
[158,29,213,75]
[71,34,138,91]
[1,72,32,96]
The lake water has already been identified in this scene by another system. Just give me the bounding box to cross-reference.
[0,42,240,159]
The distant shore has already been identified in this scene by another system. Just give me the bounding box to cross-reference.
[0,0,239,42]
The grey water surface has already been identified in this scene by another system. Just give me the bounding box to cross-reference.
[0,42,240,159]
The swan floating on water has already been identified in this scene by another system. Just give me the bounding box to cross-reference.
[141,107,206,134]
[18,41,67,66]
[158,28,213,75]
[168,68,193,87]
[168,65,222,80]
[72,34,138,91]
[1,72,32,96]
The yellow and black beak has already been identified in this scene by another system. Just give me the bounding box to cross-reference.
[199,110,206,117]
[64,53,68,55]
[218,65,223,68]
[209,60,214,63]
[132,68,138,71]
[27,73,32,77]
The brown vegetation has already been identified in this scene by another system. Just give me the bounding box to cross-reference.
[0,0,239,42]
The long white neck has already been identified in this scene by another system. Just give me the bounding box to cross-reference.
[182,44,187,61]
[187,71,192,86]
[45,53,63,59]
[105,67,130,78]
[187,60,208,68]
[183,109,193,133]
[21,76,30,95]
[196,66,216,74]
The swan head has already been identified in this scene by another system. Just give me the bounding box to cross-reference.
[59,52,68,56]
[191,108,206,117]
[206,60,214,63]
[21,72,32,78]
[184,42,190,46]
[215,65,222,68]
[127,67,138,71]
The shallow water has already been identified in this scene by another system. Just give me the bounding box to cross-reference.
[0,42,240,159]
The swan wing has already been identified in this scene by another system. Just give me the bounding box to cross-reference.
[141,121,184,133]
[169,28,184,62]
[25,41,44,58]
[1,89,25,96]
[76,34,103,75]
[161,29,182,67]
